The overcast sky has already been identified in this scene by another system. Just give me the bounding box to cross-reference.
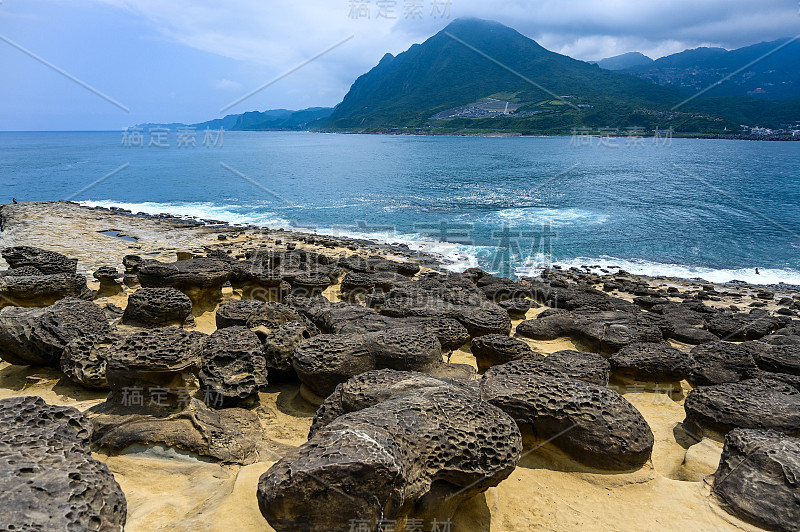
[1,0,797,130]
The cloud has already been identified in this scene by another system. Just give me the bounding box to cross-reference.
[211,78,242,91]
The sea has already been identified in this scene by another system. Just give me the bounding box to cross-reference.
[1,130,799,285]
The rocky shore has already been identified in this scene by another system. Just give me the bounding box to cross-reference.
[0,201,798,532]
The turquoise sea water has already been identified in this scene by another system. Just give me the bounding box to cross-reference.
[1,131,799,284]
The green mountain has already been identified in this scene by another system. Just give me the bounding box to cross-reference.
[135,107,333,131]
[625,39,800,101]
[322,19,799,134]
[593,52,653,71]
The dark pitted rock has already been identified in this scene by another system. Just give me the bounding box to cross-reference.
[403,317,471,351]
[707,311,783,341]
[291,270,333,296]
[1,245,77,274]
[484,351,610,386]
[199,327,267,407]
[649,301,720,344]
[122,287,193,327]
[0,298,110,367]
[340,271,407,295]
[610,342,692,381]
[480,372,653,469]
[262,321,315,377]
[122,254,146,273]
[338,254,420,276]
[0,396,127,531]
[60,332,123,389]
[216,299,266,328]
[258,386,520,531]
[688,341,766,386]
[0,271,94,308]
[471,334,536,372]
[246,302,317,335]
[93,265,122,282]
[458,304,512,337]
[516,310,663,355]
[753,343,800,376]
[633,296,671,310]
[90,398,263,464]
[137,258,231,305]
[498,297,538,317]
[104,327,206,408]
[293,327,445,398]
[309,369,469,436]
[0,265,42,276]
[684,378,800,438]
[712,429,800,532]
[763,325,800,346]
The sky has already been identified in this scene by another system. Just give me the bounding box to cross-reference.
[0,0,798,130]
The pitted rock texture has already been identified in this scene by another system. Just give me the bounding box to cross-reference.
[471,334,537,372]
[215,299,266,328]
[706,311,784,341]
[1,245,78,274]
[480,372,654,469]
[137,258,231,303]
[246,302,319,338]
[104,327,206,408]
[0,272,93,307]
[688,341,766,386]
[199,327,268,406]
[122,287,194,327]
[291,270,333,295]
[752,343,800,376]
[258,386,520,531]
[90,398,263,464]
[261,321,314,376]
[0,297,111,367]
[0,396,127,531]
[712,429,800,532]
[309,369,471,437]
[338,254,420,276]
[516,310,664,354]
[484,351,610,386]
[293,327,446,398]
[610,342,692,381]
[684,378,800,437]
[60,332,123,389]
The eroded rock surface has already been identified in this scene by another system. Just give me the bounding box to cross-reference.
[122,287,193,327]
[258,386,520,531]
[0,297,110,367]
[199,327,268,406]
[712,429,800,532]
[0,396,127,531]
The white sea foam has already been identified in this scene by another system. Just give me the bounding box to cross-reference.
[79,200,800,286]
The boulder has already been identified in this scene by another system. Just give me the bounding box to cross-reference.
[517,310,663,354]
[292,327,448,398]
[470,334,536,372]
[480,372,653,469]
[0,298,110,367]
[753,343,800,376]
[0,396,126,530]
[60,332,122,389]
[484,351,610,386]
[199,327,268,407]
[103,327,206,409]
[137,258,231,305]
[258,386,520,531]
[684,378,800,438]
[122,287,193,327]
[0,272,93,308]
[688,341,765,386]
[215,299,266,329]
[610,342,692,381]
[712,429,800,532]
[1,245,77,274]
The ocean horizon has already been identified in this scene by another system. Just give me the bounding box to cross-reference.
[3,130,799,285]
